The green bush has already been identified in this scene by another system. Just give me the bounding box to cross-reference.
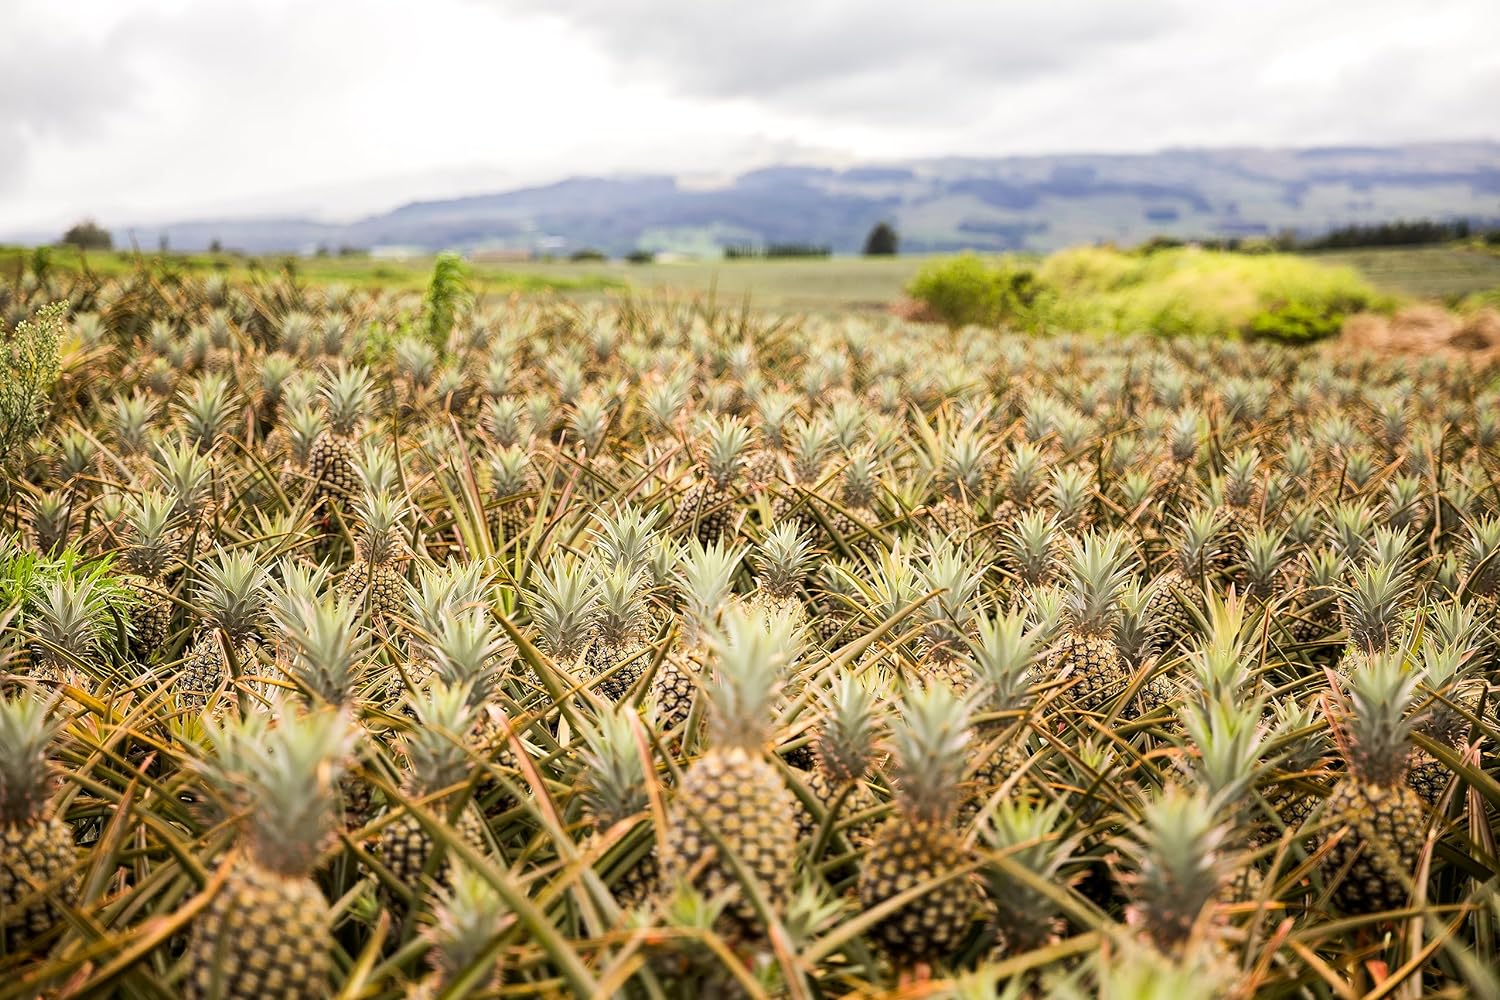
[907,254,1048,330]
[1,302,64,472]
[1246,300,1349,344]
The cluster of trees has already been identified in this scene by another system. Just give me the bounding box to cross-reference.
[724,242,832,259]
[1302,218,1488,250]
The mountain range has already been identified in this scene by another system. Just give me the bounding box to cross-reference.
[94,141,1500,256]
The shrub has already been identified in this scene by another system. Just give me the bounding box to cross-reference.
[0,302,64,472]
[60,219,112,251]
[421,252,472,351]
[907,254,1048,330]
[569,248,608,262]
[625,249,656,264]
[1246,300,1348,344]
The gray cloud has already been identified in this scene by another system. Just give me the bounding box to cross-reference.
[499,0,1183,121]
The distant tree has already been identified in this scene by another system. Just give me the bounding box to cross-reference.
[863,221,899,256]
[569,248,607,262]
[60,219,112,251]
[209,238,223,254]
[158,234,170,253]
[625,249,656,264]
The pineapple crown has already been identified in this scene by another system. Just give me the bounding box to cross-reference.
[425,610,511,705]
[576,706,650,827]
[935,425,992,496]
[266,558,333,624]
[320,364,372,435]
[703,606,798,749]
[752,523,816,599]
[1003,441,1048,504]
[483,398,528,447]
[1024,584,1070,649]
[788,417,835,482]
[838,448,879,507]
[1413,640,1475,745]
[353,442,401,498]
[404,559,493,638]
[979,798,1076,947]
[1166,408,1203,465]
[1219,448,1262,510]
[697,415,751,486]
[1116,786,1227,954]
[1114,580,1161,668]
[422,866,506,988]
[1462,516,1500,598]
[352,491,409,566]
[813,674,882,786]
[524,557,600,663]
[276,593,371,708]
[175,373,240,453]
[0,694,62,824]
[1338,649,1421,785]
[1048,466,1095,526]
[589,504,663,576]
[193,548,270,646]
[400,681,479,794]
[918,535,984,633]
[1061,531,1136,635]
[154,439,214,522]
[1185,588,1257,703]
[592,563,647,648]
[673,539,743,642]
[1172,508,1223,579]
[198,705,353,876]
[886,681,973,823]
[28,573,113,663]
[1327,502,1378,564]
[1242,527,1287,597]
[1336,558,1414,655]
[282,404,326,462]
[489,445,533,496]
[966,609,1039,714]
[567,393,611,453]
[1179,697,1267,801]
[1002,509,1062,588]
[109,392,156,451]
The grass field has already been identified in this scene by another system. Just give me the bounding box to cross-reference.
[5,243,1499,313]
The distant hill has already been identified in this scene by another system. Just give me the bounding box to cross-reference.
[82,141,1500,255]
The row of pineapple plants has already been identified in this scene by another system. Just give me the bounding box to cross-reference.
[0,261,1497,996]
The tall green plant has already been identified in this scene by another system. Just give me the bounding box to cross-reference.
[421,251,473,352]
[0,302,64,472]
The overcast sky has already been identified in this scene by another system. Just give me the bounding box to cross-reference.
[3,0,1497,232]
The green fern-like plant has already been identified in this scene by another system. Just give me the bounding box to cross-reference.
[1,302,65,472]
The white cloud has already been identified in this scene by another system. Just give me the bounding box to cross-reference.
[2,0,1497,233]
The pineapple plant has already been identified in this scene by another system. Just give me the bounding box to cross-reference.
[0,694,76,950]
[337,491,410,622]
[989,441,1050,534]
[792,674,882,846]
[1047,532,1137,711]
[1115,787,1227,955]
[308,365,372,510]
[998,508,1064,590]
[661,607,798,941]
[980,799,1078,955]
[924,423,992,537]
[672,415,752,545]
[409,867,506,998]
[964,609,1041,810]
[185,706,352,1000]
[913,536,985,690]
[741,522,815,636]
[649,540,741,736]
[177,550,269,708]
[1145,509,1222,650]
[858,682,980,973]
[583,564,651,701]
[575,707,659,906]
[1212,449,1264,574]
[117,491,179,661]
[1319,651,1429,914]
[489,445,540,541]
[1335,557,1416,676]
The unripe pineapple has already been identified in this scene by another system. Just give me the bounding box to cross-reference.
[26,575,112,690]
[489,446,540,541]
[793,675,882,845]
[0,695,76,950]
[672,415,751,545]
[999,508,1064,590]
[823,447,884,558]
[1145,508,1222,650]
[583,564,651,701]
[662,607,799,941]
[1335,558,1415,675]
[1461,516,1500,606]
[273,405,325,495]
[1048,532,1136,711]
[1115,787,1227,955]
[649,540,741,735]
[741,522,814,636]
[964,609,1041,806]
[925,423,992,537]
[186,706,353,1000]
[1405,641,1472,807]
[980,799,1076,955]
[1319,651,1428,914]
[990,441,1049,534]
[914,536,985,689]
[309,365,372,509]
[338,492,410,622]
[410,867,506,998]
[524,555,601,674]
[576,707,658,905]
[1212,449,1263,574]
[769,417,835,533]
[178,550,269,708]
[858,683,980,972]
[118,491,179,660]
[378,683,489,909]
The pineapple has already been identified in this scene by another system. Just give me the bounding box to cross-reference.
[1047,532,1136,711]
[980,799,1075,955]
[576,707,659,905]
[489,446,540,541]
[998,508,1064,590]
[1212,449,1263,575]
[273,593,371,709]
[1287,548,1343,647]
[822,447,884,558]
[964,609,1041,810]
[1145,509,1222,650]
[1115,787,1227,955]
[925,424,992,538]
[377,683,489,908]
[1319,652,1428,914]
[793,675,882,846]
[914,536,985,690]
[410,867,506,998]
[583,564,651,701]
[186,707,352,1000]
[177,550,269,708]
[649,540,741,736]
[1405,641,1471,807]
[1335,558,1415,676]
[118,491,179,661]
[661,607,798,941]
[308,365,372,509]
[858,682,980,973]
[672,415,751,545]
[0,694,76,950]
[989,441,1049,535]
[26,575,110,690]
[742,522,814,636]
[525,555,600,672]
[337,492,410,622]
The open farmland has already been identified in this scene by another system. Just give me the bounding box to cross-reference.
[0,256,1499,998]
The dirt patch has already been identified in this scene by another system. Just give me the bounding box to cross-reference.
[1337,305,1500,361]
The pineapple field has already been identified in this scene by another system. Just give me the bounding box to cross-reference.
[2,259,1500,999]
